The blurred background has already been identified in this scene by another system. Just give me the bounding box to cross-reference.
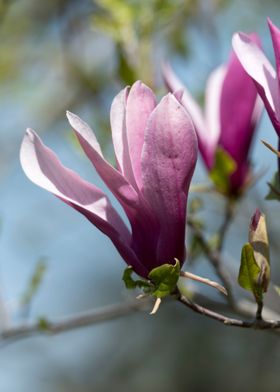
[0,0,280,390]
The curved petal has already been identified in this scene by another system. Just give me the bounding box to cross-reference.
[141,94,198,266]
[66,111,140,211]
[162,63,212,167]
[232,32,280,132]
[110,86,136,188]
[67,111,160,270]
[204,65,227,165]
[110,82,157,191]
[125,81,156,190]
[268,18,280,85]
[219,51,261,175]
[20,129,148,277]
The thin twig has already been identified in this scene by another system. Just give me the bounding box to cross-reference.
[217,199,235,252]
[187,218,235,307]
[177,294,280,330]
[180,271,227,296]
[256,301,263,321]
[261,140,280,158]
[0,298,151,343]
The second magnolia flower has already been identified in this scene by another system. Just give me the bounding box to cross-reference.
[20,81,198,279]
[163,37,263,195]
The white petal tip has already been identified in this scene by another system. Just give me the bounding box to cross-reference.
[66,110,76,121]
[150,297,162,315]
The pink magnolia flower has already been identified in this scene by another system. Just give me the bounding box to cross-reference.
[163,41,262,194]
[233,19,280,137]
[20,81,198,279]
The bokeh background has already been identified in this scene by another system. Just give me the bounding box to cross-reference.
[0,0,280,390]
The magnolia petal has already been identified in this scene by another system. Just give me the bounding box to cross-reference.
[110,87,136,188]
[141,94,197,265]
[162,63,205,133]
[268,18,280,85]
[232,32,280,127]
[66,111,140,211]
[66,111,160,269]
[162,62,212,168]
[125,81,157,190]
[20,129,148,277]
[218,49,261,190]
[204,64,227,164]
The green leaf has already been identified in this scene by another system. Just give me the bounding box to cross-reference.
[20,259,47,306]
[148,259,180,298]
[265,172,280,201]
[209,147,236,194]
[122,266,151,290]
[37,317,50,332]
[249,209,270,292]
[238,243,263,303]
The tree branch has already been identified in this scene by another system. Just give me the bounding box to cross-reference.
[187,217,235,307]
[0,298,151,344]
[177,294,280,330]
[217,199,235,252]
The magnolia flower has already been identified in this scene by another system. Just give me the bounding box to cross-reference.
[163,41,262,194]
[233,19,280,137]
[20,81,198,279]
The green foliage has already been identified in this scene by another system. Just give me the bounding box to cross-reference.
[249,210,270,292]
[148,259,180,298]
[266,172,280,201]
[122,266,151,290]
[92,0,200,83]
[123,260,181,298]
[37,317,50,332]
[209,147,236,194]
[20,259,47,306]
[238,243,263,304]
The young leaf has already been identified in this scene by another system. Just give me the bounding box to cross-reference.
[238,243,263,303]
[148,259,180,298]
[265,172,280,201]
[249,209,270,292]
[209,147,236,194]
[21,259,47,307]
[122,266,151,290]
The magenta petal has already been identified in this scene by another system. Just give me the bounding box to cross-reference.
[162,62,213,169]
[162,63,205,134]
[218,50,262,188]
[110,86,136,187]
[66,111,140,211]
[66,111,160,270]
[232,32,280,135]
[125,81,156,190]
[20,129,148,277]
[268,18,280,84]
[141,94,197,265]
[110,82,157,191]
[204,65,227,167]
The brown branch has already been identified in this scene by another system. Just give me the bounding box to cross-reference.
[177,294,280,330]
[217,199,235,252]
[0,298,151,344]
